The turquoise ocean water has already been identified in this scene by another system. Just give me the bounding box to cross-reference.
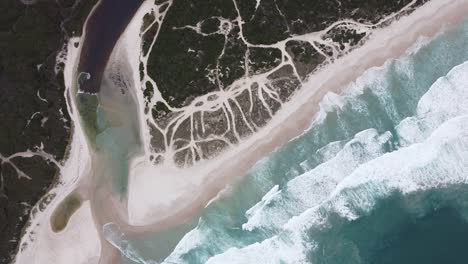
[106,19,468,264]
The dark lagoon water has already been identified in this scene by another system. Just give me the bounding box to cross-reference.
[77,0,142,94]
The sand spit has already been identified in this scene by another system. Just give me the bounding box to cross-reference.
[120,0,468,233]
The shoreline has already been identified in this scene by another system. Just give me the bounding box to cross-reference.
[14,0,468,263]
[114,0,468,235]
[16,0,468,263]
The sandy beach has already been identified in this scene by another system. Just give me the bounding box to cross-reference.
[116,0,468,235]
[14,0,468,263]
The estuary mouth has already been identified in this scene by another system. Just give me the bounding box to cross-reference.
[8,0,468,263]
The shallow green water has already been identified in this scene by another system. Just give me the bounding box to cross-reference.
[76,73,142,196]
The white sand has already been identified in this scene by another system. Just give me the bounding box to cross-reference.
[14,1,468,263]
[15,200,100,264]
[123,0,468,231]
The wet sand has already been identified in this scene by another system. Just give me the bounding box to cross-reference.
[112,0,468,236]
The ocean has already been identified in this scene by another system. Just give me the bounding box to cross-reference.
[107,18,468,264]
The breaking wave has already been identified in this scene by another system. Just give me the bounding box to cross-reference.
[110,19,468,264]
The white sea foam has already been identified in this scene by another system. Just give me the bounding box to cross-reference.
[309,31,433,136]
[243,185,282,231]
[242,129,392,232]
[127,0,468,229]
[315,92,346,122]
[313,140,346,164]
[163,34,468,263]
[206,232,312,264]
[207,113,468,264]
[397,61,468,146]
[162,228,205,264]
[241,60,468,233]
[202,60,468,264]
